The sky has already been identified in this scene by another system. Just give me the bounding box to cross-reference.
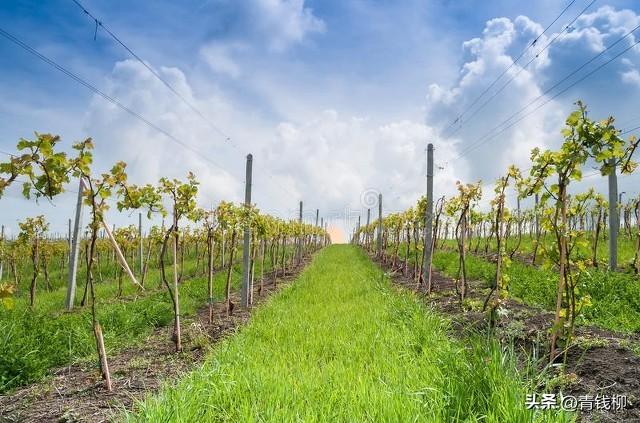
[2,0,640,243]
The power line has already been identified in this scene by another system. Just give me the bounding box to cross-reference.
[457,19,640,160]
[615,115,640,129]
[441,0,580,137]
[70,0,234,145]
[453,27,640,161]
[69,0,303,205]
[0,149,16,157]
[445,0,597,140]
[622,124,640,135]
[0,26,242,181]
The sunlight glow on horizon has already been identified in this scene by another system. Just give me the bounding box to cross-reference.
[327,225,346,244]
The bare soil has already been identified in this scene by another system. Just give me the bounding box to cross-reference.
[375,254,640,423]
[0,258,310,423]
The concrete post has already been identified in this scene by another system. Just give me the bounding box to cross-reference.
[241,154,253,308]
[315,208,319,248]
[377,194,383,257]
[68,218,72,252]
[65,179,85,311]
[138,212,143,277]
[422,143,434,278]
[0,225,4,281]
[608,159,618,270]
[366,208,371,250]
[297,201,303,264]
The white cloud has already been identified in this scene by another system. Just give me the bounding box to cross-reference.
[85,59,244,212]
[424,5,640,189]
[266,112,467,218]
[199,42,246,78]
[557,6,640,54]
[621,68,640,86]
[82,59,466,236]
[426,17,562,181]
[7,3,640,237]
[59,6,640,231]
[251,0,326,51]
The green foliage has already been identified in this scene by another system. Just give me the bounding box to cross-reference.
[0,134,76,200]
[445,180,483,217]
[432,250,640,333]
[0,283,16,310]
[520,102,640,356]
[17,215,49,244]
[113,225,138,250]
[488,165,522,303]
[158,172,199,220]
[0,245,255,393]
[127,246,569,422]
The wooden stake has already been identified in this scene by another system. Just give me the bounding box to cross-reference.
[102,220,143,290]
[94,323,112,392]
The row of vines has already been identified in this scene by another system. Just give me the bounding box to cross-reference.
[354,102,640,363]
[0,133,329,392]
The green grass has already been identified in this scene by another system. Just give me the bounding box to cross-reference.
[0,262,236,393]
[126,245,571,422]
[431,250,640,333]
[0,244,291,393]
[391,239,640,333]
[459,232,639,270]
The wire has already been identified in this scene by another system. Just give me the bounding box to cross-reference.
[0,26,242,181]
[68,0,302,205]
[453,33,640,161]
[441,0,580,137]
[455,21,640,160]
[622,125,640,135]
[445,0,597,140]
[615,114,640,129]
[0,149,17,157]
[70,0,234,145]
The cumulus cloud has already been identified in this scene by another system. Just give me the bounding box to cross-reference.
[621,68,640,86]
[250,0,326,51]
[261,112,467,229]
[426,16,561,181]
[81,58,463,235]
[84,59,244,211]
[79,5,640,233]
[425,5,640,190]
[8,3,640,237]
[199,42,246,78]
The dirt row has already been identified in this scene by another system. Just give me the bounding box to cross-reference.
[374,253,640,423]
[0,257,313,423]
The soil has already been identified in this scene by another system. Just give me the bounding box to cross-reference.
[5,249,637,422]
[375,254,640,423]
[0,258,311,423]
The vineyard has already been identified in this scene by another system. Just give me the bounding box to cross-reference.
[0,134,330,415]
[4,1,640,422]
[0,105,637,422]
[351,104,640,421]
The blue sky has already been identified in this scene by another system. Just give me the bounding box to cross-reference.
[2,0,640,241]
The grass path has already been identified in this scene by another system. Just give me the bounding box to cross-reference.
[127,245,570,422]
